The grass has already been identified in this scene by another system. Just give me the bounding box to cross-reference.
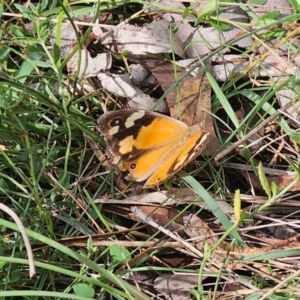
[1,0,300,299]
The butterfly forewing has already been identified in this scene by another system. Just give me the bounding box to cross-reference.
[98,110,188,161]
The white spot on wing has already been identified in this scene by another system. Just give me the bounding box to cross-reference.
[108,126,119,135]
[125,111,145,128]
[119,135,135,154]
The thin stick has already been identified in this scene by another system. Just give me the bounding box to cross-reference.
[215,102,293,162]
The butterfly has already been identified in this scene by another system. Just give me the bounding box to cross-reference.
[98,109,209,188]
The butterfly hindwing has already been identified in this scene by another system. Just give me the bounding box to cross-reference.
[142,126,208,187]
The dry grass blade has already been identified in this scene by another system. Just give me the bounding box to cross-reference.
[0,203,35,278]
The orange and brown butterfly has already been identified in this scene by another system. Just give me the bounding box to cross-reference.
[97,109,209,188]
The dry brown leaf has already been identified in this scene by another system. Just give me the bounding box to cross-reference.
[183,214,219,249]
[267,173,300,192]
[184,7,252,58]
[268,223,297,240]
[241,171,300,192]
[97,72,168,112]
[211,54,300,82]
[67,50,112,78]
[102,203,184,232]
[154,274,201,300]
[128,206,184,232]
[93,19,184,57]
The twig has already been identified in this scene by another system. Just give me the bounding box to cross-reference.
[215,102,293,162]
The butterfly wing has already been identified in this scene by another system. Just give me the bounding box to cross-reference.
[98,109,208,187]
[98,109,188,160]
[143,126,208,187]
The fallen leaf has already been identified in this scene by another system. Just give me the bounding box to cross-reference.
[183,214,218,249]
[154,274,200,300]
[97,72,168,112]
[241,171,300,192]
[93,19,184,57]
[68,50,112,78]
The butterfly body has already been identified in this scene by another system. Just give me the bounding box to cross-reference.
[98,109,209,187]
